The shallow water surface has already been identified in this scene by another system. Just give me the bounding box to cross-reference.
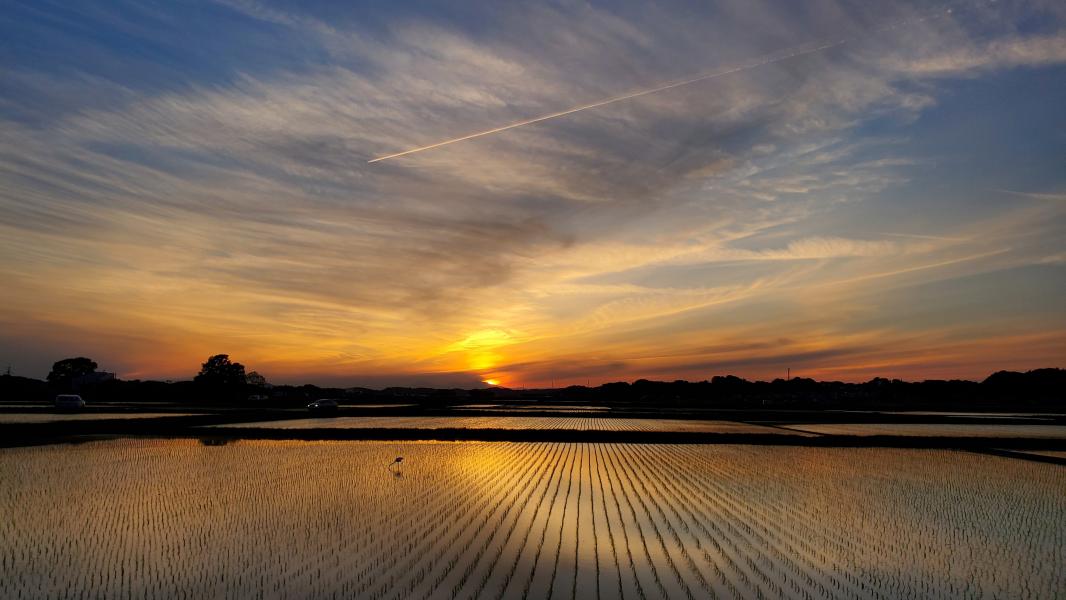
[208,415,801,434]
[781,422,1066,438]
[1,440,1063,599]
[0,412,202,424]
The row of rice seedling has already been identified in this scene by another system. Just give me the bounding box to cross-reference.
[382,444,561,598]
[473,442,574,599]
[664,445,1064,599]
[441,444,568,600]
[343,443,532,598]
[642,445,859,599]
[2,440,1063,598]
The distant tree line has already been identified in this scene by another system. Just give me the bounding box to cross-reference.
[0,356,1062,411]
[556,369,1065,410]
[0,354,274,404]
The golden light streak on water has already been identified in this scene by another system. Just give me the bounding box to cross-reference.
[1,439,1063,598]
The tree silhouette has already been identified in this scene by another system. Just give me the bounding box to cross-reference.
[47,357,97,386]
[246,371,267,387]
[194,354,247,387]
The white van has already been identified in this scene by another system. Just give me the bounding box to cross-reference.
[54,394,86,409]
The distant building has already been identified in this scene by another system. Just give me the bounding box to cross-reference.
[71,371,115,390]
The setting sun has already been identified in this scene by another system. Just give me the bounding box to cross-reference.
[1,1,1064,598]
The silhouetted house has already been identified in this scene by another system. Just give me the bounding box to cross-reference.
[71,371,115,391]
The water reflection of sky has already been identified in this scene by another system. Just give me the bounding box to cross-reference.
[3,440,1061,598]
[782,423,1066,438]
[206,416,805,434]
[0,412,202,424]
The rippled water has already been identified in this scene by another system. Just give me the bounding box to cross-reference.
[1,440,1063,599]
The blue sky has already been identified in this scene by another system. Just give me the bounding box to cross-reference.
[1,0,1064,386]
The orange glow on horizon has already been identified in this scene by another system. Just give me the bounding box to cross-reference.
[3,0,1066,395]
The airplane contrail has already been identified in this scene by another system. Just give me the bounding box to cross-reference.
[367,40,846,163]
[368,4,957,164]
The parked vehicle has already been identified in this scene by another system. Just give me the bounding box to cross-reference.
[54,394,86,409]
[307,398,339,415]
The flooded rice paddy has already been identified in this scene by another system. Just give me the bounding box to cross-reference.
[780,423,1066,438]
[209,416,804,434]
[0,412,202,424]
[1015,449,1066,460]
[2,439,1063,599]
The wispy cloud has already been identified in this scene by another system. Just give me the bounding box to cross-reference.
[1,0,1064,384]
[885,33,1066,75]
[997,189,1066,201]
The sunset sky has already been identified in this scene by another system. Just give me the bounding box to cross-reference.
[2,0,1064,387]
